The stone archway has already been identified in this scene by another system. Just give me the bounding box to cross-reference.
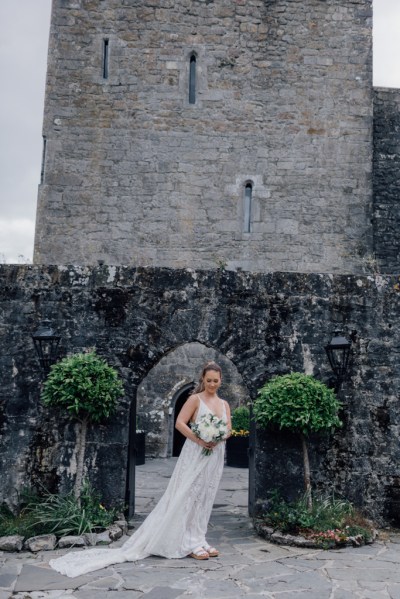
[129,342,252,517]
[136,342,249,459]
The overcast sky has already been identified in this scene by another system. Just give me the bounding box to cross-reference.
[0,1,399,263]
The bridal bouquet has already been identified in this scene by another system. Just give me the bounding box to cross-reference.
[192,413,229,456]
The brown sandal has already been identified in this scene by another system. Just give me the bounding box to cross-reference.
[204,544,219,557]
[189,548,209,560]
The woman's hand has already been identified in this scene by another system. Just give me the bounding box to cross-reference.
[195,437,216,450]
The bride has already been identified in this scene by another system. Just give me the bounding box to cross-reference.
[49,361,231,577]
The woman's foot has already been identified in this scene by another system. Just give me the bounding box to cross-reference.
[189,547,209,560]
[203,544,219,557]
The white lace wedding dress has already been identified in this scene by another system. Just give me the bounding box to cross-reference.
[49,397,227,577]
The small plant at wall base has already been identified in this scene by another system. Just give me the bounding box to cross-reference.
[0,501,42,537]
[257,490,375,549]
[0,482,120,538]
[254,372,342,509]
[22,480,120,537]
[41,351,124,504]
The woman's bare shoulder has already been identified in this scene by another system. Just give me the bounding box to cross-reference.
[183,393,200,413]
[222,399,231,413]
[187,393,200,404]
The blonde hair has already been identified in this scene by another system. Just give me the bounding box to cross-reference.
[193,361,222,393]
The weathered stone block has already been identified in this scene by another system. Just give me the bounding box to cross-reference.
[83,533,98,546]
[0,535,24,552]
[95,531,112,545]
[57,535,86,548]
[108,524,123,542]
[114,520,128,535]
[24,535,57,552]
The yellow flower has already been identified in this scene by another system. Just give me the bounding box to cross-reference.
[231,428,249,437]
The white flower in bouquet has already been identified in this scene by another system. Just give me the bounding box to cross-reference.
[192,413,228,456]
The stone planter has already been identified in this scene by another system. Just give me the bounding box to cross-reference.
[135,431,146,466]
[226,436,249,468]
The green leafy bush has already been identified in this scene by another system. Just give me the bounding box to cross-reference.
[254,373,342,508]
[231,406,250,435]
[42,351,124,423]
[254,372,341,435]
[41,351,124,501]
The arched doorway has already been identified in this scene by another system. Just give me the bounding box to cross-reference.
[129,343,252,519]
[135,342,248,459]
[172,383,194,457]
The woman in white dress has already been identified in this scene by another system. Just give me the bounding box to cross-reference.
[49,361,231,577]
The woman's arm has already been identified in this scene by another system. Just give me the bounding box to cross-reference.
[175,394,215,450]
[224,400,232,440]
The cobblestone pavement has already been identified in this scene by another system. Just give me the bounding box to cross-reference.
[2,458,400,599]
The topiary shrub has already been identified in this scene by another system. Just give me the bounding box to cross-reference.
[41,351,124,503]
[254,372,341,509]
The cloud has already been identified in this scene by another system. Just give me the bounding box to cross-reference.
[0,1,51,261]
[373,0,400,87]
[0,218,35,263]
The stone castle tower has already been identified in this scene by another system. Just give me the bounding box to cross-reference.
[34,0,373,273]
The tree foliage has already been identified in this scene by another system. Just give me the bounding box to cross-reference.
[254,372,342,435]
[231,405,250,433]
[41,351,124,423]
[254,372,342,509]
[41,351,124,502]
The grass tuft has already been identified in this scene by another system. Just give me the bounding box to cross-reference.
[0,481,121,538]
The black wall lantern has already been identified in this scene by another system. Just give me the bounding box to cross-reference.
[325,331,351,391]
[32,320,61,375]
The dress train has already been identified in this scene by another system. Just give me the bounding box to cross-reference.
[49,398,226,577]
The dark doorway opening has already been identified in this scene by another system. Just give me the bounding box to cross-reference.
[172,384,194,456]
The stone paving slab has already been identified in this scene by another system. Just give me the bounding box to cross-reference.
[3,459,400,598]
[388,585,400,599]
[73,592,141,599]
[140,588,183,599]
[13,564,93,592]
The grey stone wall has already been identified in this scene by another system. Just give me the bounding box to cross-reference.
[373,88,400,273]
[1,265,400,526]
[34,0,373,274]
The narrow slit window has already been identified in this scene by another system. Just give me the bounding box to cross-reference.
[189,54,196,104]
[103,39,109,79]
[40,136,47,184]
[243,183,253,233]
